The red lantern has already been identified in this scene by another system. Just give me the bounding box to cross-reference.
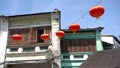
[40,34,49,41]
[69,23,80,33]
[12,34,22,42]
[56,30,65,39]
[89,5,105,18]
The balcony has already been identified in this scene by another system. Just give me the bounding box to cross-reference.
[61,52,92,67]
[6,43,52,62]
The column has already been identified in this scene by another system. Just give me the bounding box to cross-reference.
[95,30,103,51]
[51,9,61,68]
[0,16,9,68]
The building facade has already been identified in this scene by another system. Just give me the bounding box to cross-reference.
[101,35,120,49]
[0,9,120,68]
[60,29,120,68]
[60,27,103,68]
[0,9,61,68]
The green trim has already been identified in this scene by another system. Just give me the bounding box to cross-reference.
[61,52,92,60]
[95,30,103,51]
[62,59,84,62]
[61,61,82,66]
[61,52,92,55]
[64,32,95,39]
[62,66,79,68]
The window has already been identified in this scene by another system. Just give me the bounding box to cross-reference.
[37,29,44,43]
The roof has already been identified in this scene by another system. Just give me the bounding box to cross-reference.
[6,8,60,18]
[7,12,52,18]
[79,48,120,68]
[102,35,120,44]
[62,26,104,33]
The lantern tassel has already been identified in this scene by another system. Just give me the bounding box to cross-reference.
[13,40,19,44]
[73,31,76,34]
[95,16,100,20]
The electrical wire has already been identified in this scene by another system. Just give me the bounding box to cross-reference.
[74,0,103,23]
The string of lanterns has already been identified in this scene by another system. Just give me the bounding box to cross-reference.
[11,0,105,42]
[74,0,104,22]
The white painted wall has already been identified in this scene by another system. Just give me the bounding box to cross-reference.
[101,36,114,44]
[101,35,120,48]
[0,16,9,68]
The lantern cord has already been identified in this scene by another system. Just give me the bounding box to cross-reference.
[74,11,88,23]
[95,0,103,6]
[74,0,103,23]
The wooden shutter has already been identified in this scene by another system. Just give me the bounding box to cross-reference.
[30,28,37,44]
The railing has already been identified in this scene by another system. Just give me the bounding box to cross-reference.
[7,43,50,53]
[61,52,92,67]
[6,43,52,62]
[61,52,92,60]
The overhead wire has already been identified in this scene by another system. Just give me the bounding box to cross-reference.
[74,0,103,23]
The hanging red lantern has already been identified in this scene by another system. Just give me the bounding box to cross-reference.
[89,5,105,18]
[40,34,49,41]
[12,34,22,42]
[56,30,65,39]
[69,23,80,33]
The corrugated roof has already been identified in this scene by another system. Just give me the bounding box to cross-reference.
[80,48,120,68]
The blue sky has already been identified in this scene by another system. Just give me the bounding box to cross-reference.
[0,0,120,38]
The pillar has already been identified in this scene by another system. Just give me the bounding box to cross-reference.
[95,30,103,51]
[51,8,61,68]
[0,15,9,68]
